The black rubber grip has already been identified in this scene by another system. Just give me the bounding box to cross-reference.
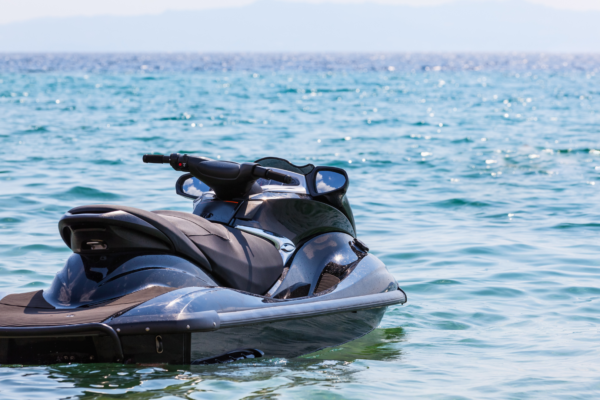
[265,169,293,184]
[143,154,169,164]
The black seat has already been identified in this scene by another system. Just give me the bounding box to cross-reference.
[62,205,284,295]
[153,210,283,294]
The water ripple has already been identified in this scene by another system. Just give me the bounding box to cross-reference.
[0,53,599,398]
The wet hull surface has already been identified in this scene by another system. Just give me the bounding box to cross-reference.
[191,307,386,360]
[0,308,385,365]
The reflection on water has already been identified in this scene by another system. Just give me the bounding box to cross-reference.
[0,328,403,399]
[304,327,405,362]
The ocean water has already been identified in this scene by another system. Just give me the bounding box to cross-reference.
[1,53,600,399]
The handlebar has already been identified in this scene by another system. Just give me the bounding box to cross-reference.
[142,153,294,198]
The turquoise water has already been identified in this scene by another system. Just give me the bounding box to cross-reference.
[1,53,600,398]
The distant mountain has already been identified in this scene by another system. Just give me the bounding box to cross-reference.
[0,0,599,52]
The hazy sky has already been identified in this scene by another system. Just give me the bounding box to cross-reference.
[1,0,600,24]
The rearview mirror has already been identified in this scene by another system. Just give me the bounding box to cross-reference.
[307,167,349,196]
[315,170,347,194]
[176,173,211,199]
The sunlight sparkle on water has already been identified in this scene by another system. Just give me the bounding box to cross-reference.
[1,53,600,399]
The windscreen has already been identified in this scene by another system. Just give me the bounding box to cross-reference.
[255,157,314,175]
[256,177,300,187]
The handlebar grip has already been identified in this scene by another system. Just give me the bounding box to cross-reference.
[265,169,293,184]
[252,165,293,184]
[143,154,170,164]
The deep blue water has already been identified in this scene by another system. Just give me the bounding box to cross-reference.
[1,53,599,399]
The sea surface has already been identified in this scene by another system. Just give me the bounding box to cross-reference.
[1,53,599,399]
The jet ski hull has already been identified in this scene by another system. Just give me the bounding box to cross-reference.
[0,216,406,365]
[190,306,388,361]
[0,290,404,365]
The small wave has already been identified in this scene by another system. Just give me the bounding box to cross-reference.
[19,281,48,288]
[91,159,125,166]
[2,244,68,257]
[229,93,251,99]
[6,269,36,275]
[451,137,474,143]
[278,88,301,94]
[471,287,526,297]
[429,198,491,208]
[17,244,65,252]
[386,251,428,261]
[430,279,462,285]
[0,217,22,224]
[0,196,41,207]
[468,312,508,325]
[158,113,195,121]
[50,186,121,201]
[561,286,600,296]
[17,126,50,134]
[175,149,208,154]
[460,245,503,256]
[132,136,166,142]
[362,118,400,126]
[551,223,600,230]
[485,212,520,220]
[554,148,600,155]
[432,320,471,331]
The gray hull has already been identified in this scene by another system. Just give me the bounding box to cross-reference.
[0,252,405,365]
[191,307,387,360]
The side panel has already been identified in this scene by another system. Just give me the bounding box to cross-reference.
[190,307,386,360]
[121,333,191,364]
[0,336,101,365]
[0,334,191,365]
[0,338,8,363]
[44,254,217,308]
[118,254,399,319]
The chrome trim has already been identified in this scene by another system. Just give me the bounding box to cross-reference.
[264,267,289,297]
[234,225,296,264]
[259,185,307,194]
[249,192,309,200]
[218,290,407,328]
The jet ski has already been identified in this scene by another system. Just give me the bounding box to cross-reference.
[0,154,406,365]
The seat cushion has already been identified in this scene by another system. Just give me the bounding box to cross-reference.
[154,211,284,295]
[66,205,211,271]
[64,206,283,295]
[152,210,230,239]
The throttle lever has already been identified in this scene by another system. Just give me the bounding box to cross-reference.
[169,153,189,172]
[142,154,169,164]
[142,153,189,171]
